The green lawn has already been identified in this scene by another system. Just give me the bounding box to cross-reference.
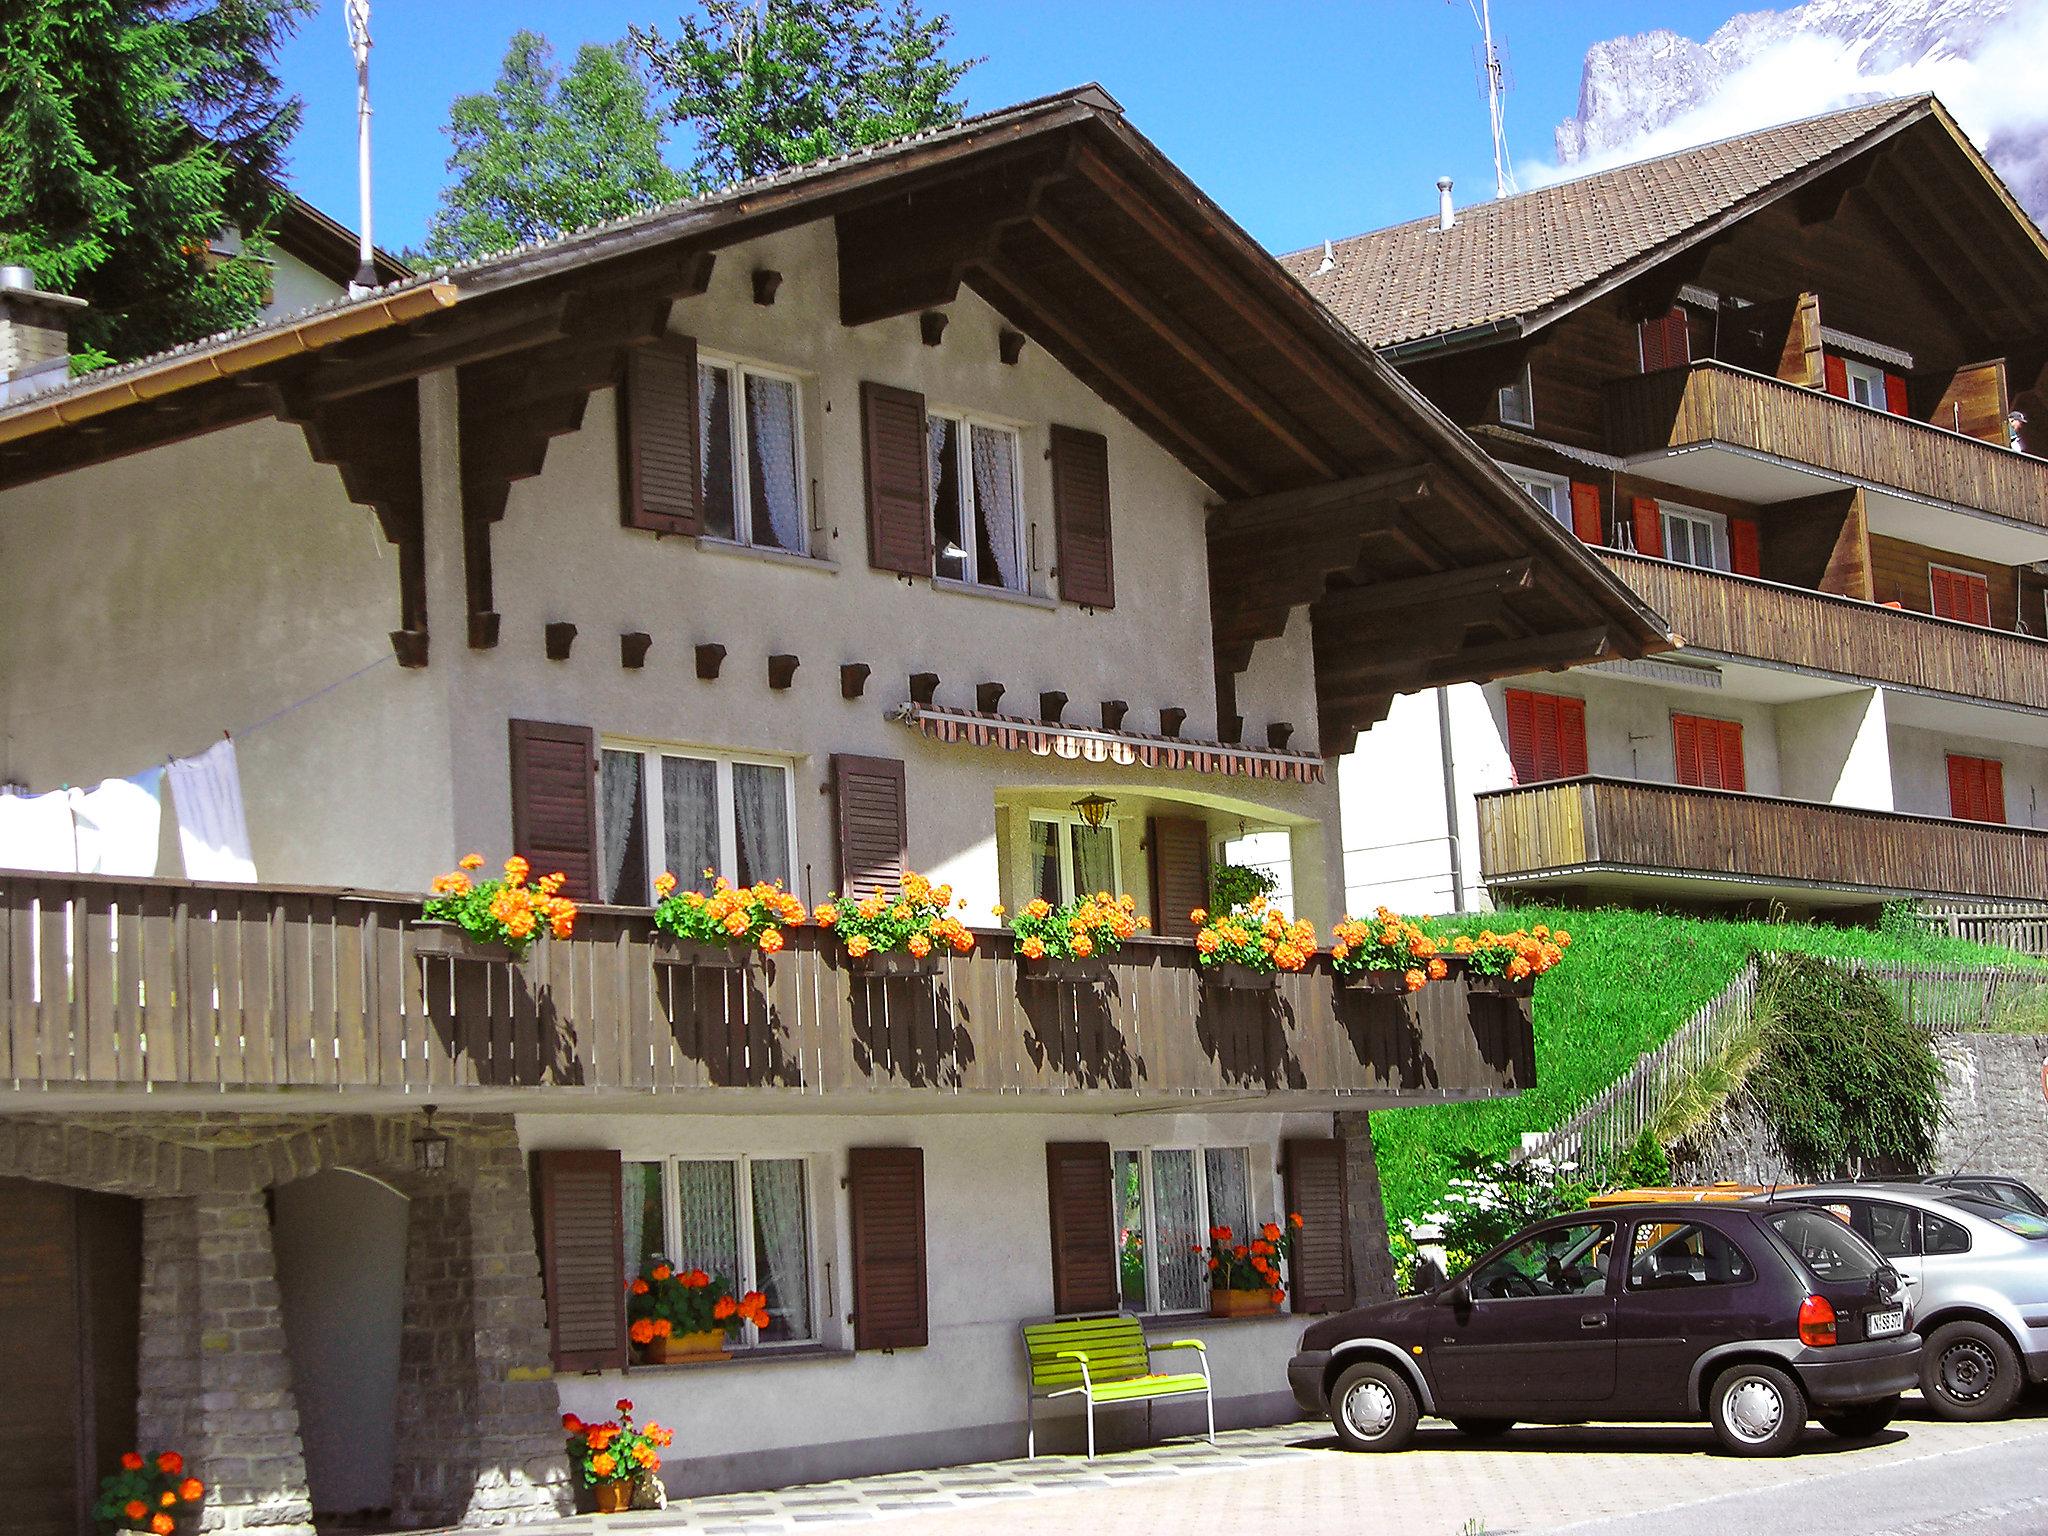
[1367,905,2039,1235]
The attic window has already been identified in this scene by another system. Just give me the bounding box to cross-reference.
[1498,364,1534,428]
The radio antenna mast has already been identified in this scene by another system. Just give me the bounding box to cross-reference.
[345,0,377,294]
[1467,0,1517,199]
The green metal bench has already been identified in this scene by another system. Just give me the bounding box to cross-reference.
[1021,1313,1213,1458]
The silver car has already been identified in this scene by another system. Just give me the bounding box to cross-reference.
[1784,1183,2048,1420]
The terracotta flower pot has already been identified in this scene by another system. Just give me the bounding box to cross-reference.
[1209,1286,1279,1318]
[410,919,517,963]
[652,935,748,970]
[1202,961,1278,991]
[593,1480,632,1514]
[646,1327,729,1364]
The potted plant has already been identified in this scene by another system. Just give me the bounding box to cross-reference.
[415,854,576,961]
[564,1400,673,1514]
[1005,891,1148,983]
[1192,897,1315,990]
[95,1449,204,1535]
[627,1260,771,1364]
[1330,907,1450,994]
[651,871,807,968]
[1457,924,1569,995]
[1202,1214,1304,1316]
[814,872,975,976]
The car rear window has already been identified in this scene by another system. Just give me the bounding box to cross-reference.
[1765,1207,1886,1281]
[1949,1196,2048,1240]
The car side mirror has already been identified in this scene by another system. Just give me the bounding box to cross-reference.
[1438,1278,1472,1309]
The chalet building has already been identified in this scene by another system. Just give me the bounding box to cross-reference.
[1293,96,2048,916]
[0,88,1660,1533]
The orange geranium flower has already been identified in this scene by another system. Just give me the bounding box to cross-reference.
[156,1453,183,1477]
[151,1516,175,1536]
[629,1318,655,1345]
[179,1478,205,1503]
[121,1452,145,1472]
[125,1500,149,1522]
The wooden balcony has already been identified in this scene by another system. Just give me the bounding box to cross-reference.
[0,871,1532,1104]
[1599,549,2048,711]
[1605,362,2048,534]
[1476,777,2048,904]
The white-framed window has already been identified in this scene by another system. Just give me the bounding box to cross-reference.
[1503,463,1571,531]
[597,743,797,905]
[698,354,807,553]
[1659,502,1730,572]
[1841,357,1886,410]
[1027,811,1120,906]
[929,411,1025,590]
[1498,363,1535,428]
[623,1156,816,1346]
[1114,1146,1256,1314]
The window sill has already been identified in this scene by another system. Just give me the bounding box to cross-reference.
[623,1344,853,1374]
[695,536,838,573]
[1131,1309,1301,1330]
[928,575,1058,610]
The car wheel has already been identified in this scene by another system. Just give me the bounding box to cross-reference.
[1922,1321,2021,1422]
[1817,1396,1900,1439]
[1329,1360,1420,1452]
[1708,1362,1807,1456]
[1451,1418,1514,1438]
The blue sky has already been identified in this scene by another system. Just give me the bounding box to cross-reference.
[275,1,1737,259]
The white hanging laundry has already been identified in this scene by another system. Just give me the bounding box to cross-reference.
[0,786,82,872]
[166,739,257,882]
[70,770,163,875]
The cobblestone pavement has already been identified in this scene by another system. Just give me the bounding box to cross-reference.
[518,1395,2048,1536]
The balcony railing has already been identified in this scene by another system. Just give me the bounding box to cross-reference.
[0,871,1532,1102]
[1598,549,2048,711]
[1476,777,2048,903]
[1605,361,2048,532]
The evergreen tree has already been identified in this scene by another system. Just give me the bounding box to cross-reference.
[422,32,691,266]
[0,0,310,367]
[630,0,976,186]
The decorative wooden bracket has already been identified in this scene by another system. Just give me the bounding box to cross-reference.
[999,328,1027,366]
[621,632,653,669]
[1266,722,1294,750]
[1159,707,1187,737]
[695,643,727,680]
[840,663,870,700]
[544,622,577,661]
[769,654,800,690]
[1039,690,1068,724]
[909,672,941,706]
[919,310,949,347]
[976,681,1006,713]
[1100,700,1128,730]
[1220,713,1244,743]
[752,269,783,306]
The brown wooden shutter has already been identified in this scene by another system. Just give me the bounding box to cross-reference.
[848,1147,929,1350]
[619,335,701,534]
[1045,1141,1118,1314]
[1050,425,1115,608]
[861,381,932,576]
[831,754,907,900]
[1283,1137,1351,1314]
[1147,815,1209,940]
[534,1149,626,1372]
[509,719,599,901]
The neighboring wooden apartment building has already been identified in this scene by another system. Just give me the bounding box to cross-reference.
[1295,96,2048,915]
[0,89,1660,1533]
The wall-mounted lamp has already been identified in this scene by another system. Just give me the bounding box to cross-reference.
[1071,793,1116,830]
[413,1104,450,1175]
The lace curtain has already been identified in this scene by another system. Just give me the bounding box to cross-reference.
[1069,823,1117,901]
[599,750,646,905]
[660,756,719,892]
[745,374,803,551]
[749,1159,811,1342]
[1152,1149,1205,1312]
[675,1161,741,1286]
[732,763,791,887]
[969,424,1022,589]
[1203,1147,1253,1245]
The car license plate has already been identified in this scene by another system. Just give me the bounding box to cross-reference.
[1866,1307,1905,1338]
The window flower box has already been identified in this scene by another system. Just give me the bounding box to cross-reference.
[409,920,516,964]
[651,873,804,965]
[1192,897,1315,992]
[1209,1286,1280,1318]
[1203,961,1280,992]
[649,935,748,971]
[814,873,975,975]
[1005,891,1146,986]
[626,1260,770,1365]
[847,947,942,978]
[1330,908,1449,993]
[643,1326,729,1364]
[1019,954,1112,985]
[418,853,576,960]
[1201,1214,1303,1314]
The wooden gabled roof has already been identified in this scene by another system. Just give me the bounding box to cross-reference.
[0,85,1667,747]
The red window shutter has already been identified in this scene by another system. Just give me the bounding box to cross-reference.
[1282,1138,1351,1314]
[1505,690,1581,782]
[1505,689,1536,784]
[860,381,933,576]
[1884,372,1910,415]
[1044,1142,1118,1314]
[1729,518,1762,577]
[1824,354,1849,398]
[830,754,907,902]
[1716,720,1746,792]
[1674,715,1743,790]
[534,1149,626,1373]
[1557,697,1588,778]
[1050,425,1115,608]
[1984,759,2007,824]
[1568,481,1604,544]
[1148,815,1210,939]
[1638,308,1691,372]
[1673,713,1702,787]
[509,719,598,901]
[848,1147,928,1350]
[1932,568,1991,626]
[1949,755,2005,824]
[1631,497,1664,558]
[619,335,701,534]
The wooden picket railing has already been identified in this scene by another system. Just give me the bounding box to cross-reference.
[1599,550,2048,712]
[0,870,1534,1101]
[1476,777,2048,903]
[1915,902,2048,958]
[1605,361,2048,530]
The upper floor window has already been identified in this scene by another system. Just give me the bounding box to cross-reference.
[1660,502,1730,572]
[1638,307,1692,373]
[1947,753,2006,825]
[1504,688,1587,785]
[700,356,806,553]
[1840,357,1886,410]
[1114,1145,1255,1313]
[1672,713,1745,792]
[1504,464,1570,530]
[930,412,1025,590]
[598,743,795,905]
[1497,364,1534,428]
[625,1156,815,1346]
[1028,810,1120,906]
[1930,565,1993,627]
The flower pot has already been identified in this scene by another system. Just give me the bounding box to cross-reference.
[1336,967,1411,993]
[847,948,941,978]
[1202,961,1278,991]
[1209,1286,1279,1318]
[593,1480,633,1514]
[1465,970,1535,997]
[1019,955,1111,985]
[652,935,747,970]
[410,919,517,963]
[645,1328,729,1364]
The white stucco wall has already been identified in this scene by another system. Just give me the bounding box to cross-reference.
[1774,688,1894,809]
[522,1106,1323,1486]
[265,246,349,321]
[1888,722,2048,826]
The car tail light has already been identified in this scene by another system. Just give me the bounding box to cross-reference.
[1798,1294,1838,1347]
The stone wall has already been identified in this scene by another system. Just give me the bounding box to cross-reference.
[1337,1111,1399,1302]
[0,1110,571,1531]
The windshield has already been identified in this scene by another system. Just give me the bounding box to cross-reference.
[1765,1207,1885,1282]
[1948,1196,2048,1240]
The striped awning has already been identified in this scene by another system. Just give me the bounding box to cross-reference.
[890,704,1325,784]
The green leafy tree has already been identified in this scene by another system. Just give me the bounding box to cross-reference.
[422,31,691,265]
[0,0,310,367]
[630,0,976,185]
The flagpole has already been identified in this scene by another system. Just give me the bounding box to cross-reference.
[346,0,377,294]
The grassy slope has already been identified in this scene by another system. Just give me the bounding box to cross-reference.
[1367,905,2037,1234]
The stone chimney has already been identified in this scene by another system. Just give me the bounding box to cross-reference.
[0,265,88,394]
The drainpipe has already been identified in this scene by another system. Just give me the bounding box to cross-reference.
[1437,687,1467,912]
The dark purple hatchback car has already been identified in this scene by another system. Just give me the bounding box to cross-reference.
[1289,1202,1921,1456]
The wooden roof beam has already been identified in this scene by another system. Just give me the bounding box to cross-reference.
[1207,463,1431,541]
[1311,557,1534,623]
[1876,151,2035,327]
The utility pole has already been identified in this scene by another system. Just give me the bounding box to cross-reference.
[346,0,377,294]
